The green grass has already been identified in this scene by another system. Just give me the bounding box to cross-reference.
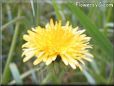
[1,0,114,85]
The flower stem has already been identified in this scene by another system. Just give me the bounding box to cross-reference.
[2,8,21,84]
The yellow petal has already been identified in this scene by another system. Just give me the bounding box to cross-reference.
[64,53,77,69]
[76,29,85,34]
[64,53,77,64]
[50,19,54,28]
[33,58,42,65]
[22,42,29,48]
[23,35,29,41]
[51,55,57,61]
[77,64,83,71]
[42,55,48,62]
[27,30,34,35]
[33,52,44,65]
[78,59,85,65]
[66,21,69,26]
[32,27,36,31]
[23,52,34,62]
[22,48,36,57]
[85,53,93,58]
[60,54,68,65]
[46,57,53,65]
[82,56,92,62]
[45,24,49,29]
[72,26,79,33]
[69,62,76,69]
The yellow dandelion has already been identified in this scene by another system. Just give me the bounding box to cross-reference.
[22,19,93,70]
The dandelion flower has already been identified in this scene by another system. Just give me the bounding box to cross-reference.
[22,19,93,70]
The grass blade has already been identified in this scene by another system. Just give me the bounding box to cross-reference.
[67,3,113,61]
[9,67,43,84]
[31,70,38,84]
[2,16,24,31]
[2,8,21,84]
[82,69,96,84]
[52,0,61,20]
[9,63,23,84]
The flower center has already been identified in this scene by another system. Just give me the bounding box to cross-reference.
[55,55,61,62]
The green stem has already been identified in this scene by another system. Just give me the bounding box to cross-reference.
[2,8,21,84]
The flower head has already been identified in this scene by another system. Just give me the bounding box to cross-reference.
[22,19,93,70]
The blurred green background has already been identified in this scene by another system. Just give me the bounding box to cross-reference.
[1,0,114,85]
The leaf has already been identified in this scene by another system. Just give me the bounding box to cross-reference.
[67,3,113,61]
[2,16,25,31]
[41,73,51,84]
[9,67,42,84]
[52,0,61,20]
[30,0,36,26]
[90,60,100,74]
[87,67,107,83]
[9,63,23,84]
[31,70,38,84]
[30,0,35,17]
[82,69,96,84]
[2,8,21,84]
